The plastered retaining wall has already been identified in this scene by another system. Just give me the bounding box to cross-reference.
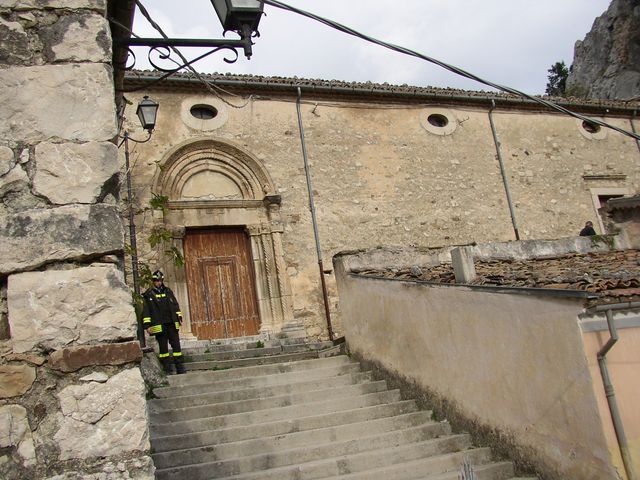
[334,254,618,479]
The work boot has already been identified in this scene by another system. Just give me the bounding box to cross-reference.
[160,357,174,375]
[174,355,186,375]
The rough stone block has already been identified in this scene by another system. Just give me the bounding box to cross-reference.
[0,364,36,398]
[34,141,118,204]
[54,368,149,460]
[8,265,136,353]
[48,341,142,373]
[80,371,108,382]
[0,163,29,201]
[451,246,476,283]
[0,0,106,11]
[0,405,36,466]
[43,14,110,63]
[3,352,45,365]
[0,64,116,143]
[0,18,31,65]
[0,146,14,175]
[44,457,155,480]
[0,204,124,275]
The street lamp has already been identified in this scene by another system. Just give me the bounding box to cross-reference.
[119,96,160,348]
[211,0,264,41]
[114,0,265,73]
[135,96,159,132]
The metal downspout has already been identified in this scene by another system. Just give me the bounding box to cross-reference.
[488,100,520,240]
[295,87,334,341]
[595,307,638,480]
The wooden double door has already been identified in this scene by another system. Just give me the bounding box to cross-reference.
[183,228,260,339]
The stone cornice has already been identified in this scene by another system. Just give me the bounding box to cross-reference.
[123,70,640,116]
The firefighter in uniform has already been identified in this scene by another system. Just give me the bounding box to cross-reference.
[142,270,186,374]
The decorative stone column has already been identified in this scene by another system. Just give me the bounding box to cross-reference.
[165,226,196,339]
[247,221,295,336]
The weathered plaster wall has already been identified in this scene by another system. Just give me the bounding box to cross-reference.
[0,1,152,479]
[583,326,640,478]
[127,89,640,338]
[333,255,617,480]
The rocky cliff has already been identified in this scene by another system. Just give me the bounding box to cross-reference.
[566,0,640,100]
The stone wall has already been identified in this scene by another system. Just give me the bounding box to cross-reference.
[0,1,152,479]
[126,86,640,339]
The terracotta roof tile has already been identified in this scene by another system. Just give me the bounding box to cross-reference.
[126,70,639,110]
[358,250,640,306]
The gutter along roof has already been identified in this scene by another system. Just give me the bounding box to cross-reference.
[123,70,640,116]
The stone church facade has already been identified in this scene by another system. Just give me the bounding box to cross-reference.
[124,72,640,341]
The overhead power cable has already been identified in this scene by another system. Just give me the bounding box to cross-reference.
[260,0,640,142]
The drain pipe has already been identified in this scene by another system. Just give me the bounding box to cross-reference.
[488,100,520,240]
[631,111,640,155]
[592,303,639,480]
[296,87,334,341]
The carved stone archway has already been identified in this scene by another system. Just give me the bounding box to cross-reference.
[153,138,294,339]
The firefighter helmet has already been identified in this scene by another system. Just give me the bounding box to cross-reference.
[151,270,164,280]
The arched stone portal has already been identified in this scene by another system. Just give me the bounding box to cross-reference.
[153,138,294,339]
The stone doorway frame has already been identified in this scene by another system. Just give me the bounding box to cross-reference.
[153,137,294,339]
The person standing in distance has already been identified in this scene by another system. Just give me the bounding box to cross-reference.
[142,270,186,374]
[579,221,597,236]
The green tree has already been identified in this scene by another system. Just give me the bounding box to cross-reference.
[545,61,569,96]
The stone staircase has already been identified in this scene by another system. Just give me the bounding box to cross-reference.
[147,341,536,480]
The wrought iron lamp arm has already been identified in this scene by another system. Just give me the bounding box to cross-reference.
[118,130,152,148]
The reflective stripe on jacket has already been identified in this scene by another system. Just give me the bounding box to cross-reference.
[142,285,183,336]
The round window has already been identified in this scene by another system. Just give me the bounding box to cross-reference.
[190,104,218,120]
[582,120,601,134]
[427,113,449,128]
[420,109,457,136]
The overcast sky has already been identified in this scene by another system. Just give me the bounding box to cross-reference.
[131,0,611,95]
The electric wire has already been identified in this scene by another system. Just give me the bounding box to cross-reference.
[260,0,640,141]
[131,0,252,108]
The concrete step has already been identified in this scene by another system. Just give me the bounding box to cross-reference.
[152,410,432,456]
[149,371,373,411]
[149,380,389,423]
[151,400,420,452]
[182,342,335,362]
[416,461,516,480]
[185,350,324,370]
[148,350,527,480]
[318,448,498,480]
[150,389,404,437]
[167,355,354,386]
[152,411,442,469]
[281,341,333,353]
[153,362,362,398]
[154,420,454,478]
[185,346,283,361]
[212,434,473,480]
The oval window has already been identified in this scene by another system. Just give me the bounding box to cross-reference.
[190,104,218,120]
[427,113,449,128]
